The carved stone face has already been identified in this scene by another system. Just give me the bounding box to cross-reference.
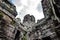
[23,14,35,23]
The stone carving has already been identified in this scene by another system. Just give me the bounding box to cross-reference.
[23,14,35,23]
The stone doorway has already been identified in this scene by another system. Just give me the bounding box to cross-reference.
[42,36,52,40]
[33,39,41,40]
[14,30,20,40]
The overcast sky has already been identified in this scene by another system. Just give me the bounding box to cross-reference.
[12,0,44,22]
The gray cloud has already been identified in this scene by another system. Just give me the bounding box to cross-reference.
[37,2,43,12]
[13,0,44,22]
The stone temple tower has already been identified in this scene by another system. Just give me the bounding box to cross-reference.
[23,14,36,31]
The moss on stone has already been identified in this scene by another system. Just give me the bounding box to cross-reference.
[0,13,3,20]
[10,20,16,25]
[22,35,27,40]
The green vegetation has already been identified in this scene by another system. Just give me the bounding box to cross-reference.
[22,32,27,40]
[10,20,16,25]
[22,35,27,40]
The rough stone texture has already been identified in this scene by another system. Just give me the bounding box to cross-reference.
[31,15,35,22]
[28,0,60,40]
[0,0,25,40]
[23,14,36,40]
[23,14,36,31]
[23,14,35,23]
[23,14,31,23]
[0,0,60,40]
[0,0,17,17]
